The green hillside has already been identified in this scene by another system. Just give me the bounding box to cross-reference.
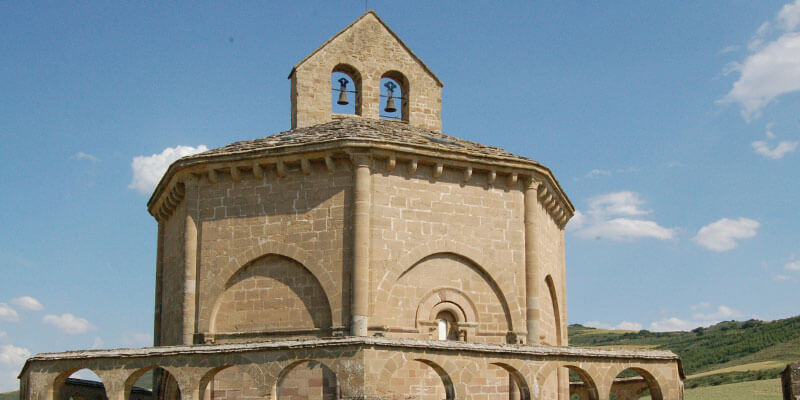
[569,316,800,388]
[0,391,18,400]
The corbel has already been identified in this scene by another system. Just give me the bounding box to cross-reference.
[487,169,496,185]
[433,162,444,179]
[277,160,287,178]
[408,158,418,176]
[230,166,241,182]
[538,185,549,200]
[325,155,336,173]
[386,154,396,173]
[252,162,264,179]
[463,166,473,183]
[207,168,218,184]
[301,158,312,175]
[507,172,518,187]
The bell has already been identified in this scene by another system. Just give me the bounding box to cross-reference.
[384,96,397,113]
[384,81,397,113]
[337,78,349,105]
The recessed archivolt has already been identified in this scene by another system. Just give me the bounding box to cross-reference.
[415,287,478,328]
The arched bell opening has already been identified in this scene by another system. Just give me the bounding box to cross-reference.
[380,71,408,122]
[331,64,362,116]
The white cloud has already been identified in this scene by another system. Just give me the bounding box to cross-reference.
[774,274,792,281]
[11,296,44,312]
[584,320,643,331]
[778,0,800,31]
[748,22,771,51]
[650,304,744,332]
[91,337,104,349]
[650,317,695,332]
[570,191,676,241]
[719,45,740,54]
[693,217,760,252]
[752,140,799,159]
[42,313,94,335]
[751,123,798,159]
[72,152,99,162]
[616,321,643,331]
[0,344,30,391]
[786,260,800,271]
[721,0,800,121]
[0,304,18,323]
[691,305,742,321]
[585,169,611,178]
[128,145,208,195]
[121,332,152,347]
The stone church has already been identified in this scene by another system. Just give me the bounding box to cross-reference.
[19,11,684,400]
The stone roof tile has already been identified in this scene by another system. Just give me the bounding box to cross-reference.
[182,117,537,164]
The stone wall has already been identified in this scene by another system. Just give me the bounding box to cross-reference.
[370,163,527,343]
[783,361,800,400]
[192,160,353,339]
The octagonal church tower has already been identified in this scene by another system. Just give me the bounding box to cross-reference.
[20,11,686,400]
[149,11,573,351]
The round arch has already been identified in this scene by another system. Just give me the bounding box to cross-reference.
[274,359,338,400]
[607,366,664,400]
[536,363,600,400]
[377,240,522,332]
[380,70,409,122]
[122,366,181,400]
[544,274,563,346]
[51,368,106,400]
[199,241,341,333]
[209,253,333,334]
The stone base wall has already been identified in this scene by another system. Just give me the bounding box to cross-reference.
[20,338,683,400]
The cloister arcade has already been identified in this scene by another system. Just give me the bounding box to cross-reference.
[21,337,683,400]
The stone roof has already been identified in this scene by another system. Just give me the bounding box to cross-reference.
[181,117,538,165]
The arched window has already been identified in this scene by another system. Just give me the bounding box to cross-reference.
[380,71,408,122]
[436,310,459,341]
[331,64,361,116]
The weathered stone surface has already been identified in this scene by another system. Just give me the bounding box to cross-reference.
[783,361,800,400]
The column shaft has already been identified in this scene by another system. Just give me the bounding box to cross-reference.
[524,179,541,345]
[351,156,371,336]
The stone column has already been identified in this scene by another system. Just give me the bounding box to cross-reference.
[183,178,199,345]
[154,221,164,347]
[524,178,542,345]
[351,154,371,336]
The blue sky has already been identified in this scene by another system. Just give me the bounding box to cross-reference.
[1,1,799,391]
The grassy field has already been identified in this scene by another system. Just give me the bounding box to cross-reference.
[687,360,786,379]
[684,378,782,400]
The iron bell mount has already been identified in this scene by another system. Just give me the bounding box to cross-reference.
[337,78,349,105]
